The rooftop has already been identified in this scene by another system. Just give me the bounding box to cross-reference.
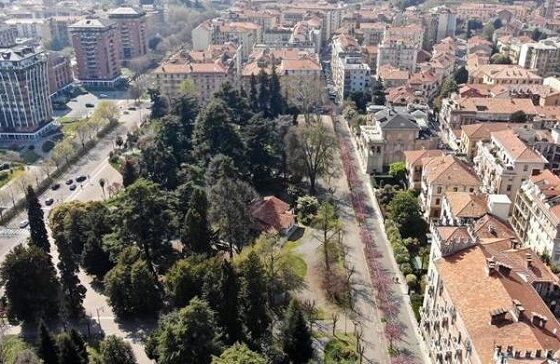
[491,129,547,164]
[445,192,489,219]
[422,155,480,186]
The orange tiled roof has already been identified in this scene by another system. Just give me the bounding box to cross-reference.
[461,122,511,139]
[491,129,547,163]
[422,155,480,186]
[444,192,488,219]
[403,149,445,167]
[250,196,294,234]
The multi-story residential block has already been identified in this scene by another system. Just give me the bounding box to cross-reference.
[440,95,537,132]
[377,65,409,88]
[460,122,513,160]
[497,35,534,64]
[282,2,345,43]
[0,45,54,139]
[440,191,490,226]
[518,37,560,77]
[383,24,424,49]
[474,129,547,203]
[468,64,542,85]
[356,107,439,174]
[45,16,77,50]
[191,21,213,51]
[0,24,18,48]
[331,33,370,101]
[357,22,385,46]
[467,35,493,56]
[404,149,445,190]
[377,38,418,73]
[47,51,73,95]
[422,6,456,50]
[108,7,148,63]
[512,170,560,263]
[422,220,560,364]
[5,18,47,40]
[420,154,480,218]
[69,18,121,88]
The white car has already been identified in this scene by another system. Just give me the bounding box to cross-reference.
[18,220,29,228]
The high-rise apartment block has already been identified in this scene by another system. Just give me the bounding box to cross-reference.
[69,18,121,87]
[518,38,560,77]
[0,45,53,139]
[331,33,370,101]
[422,6,456,50]
[108,7,148,63]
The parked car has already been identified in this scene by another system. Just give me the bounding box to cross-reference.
[65,179,73,185]
[99,94,109,98]
[44,198,54,206]
[76,175,87,182]
[51,183,61,190]
[69,184,77,191]
[18,220,29,228]
[128,106,137,111]
[85,103,95,108]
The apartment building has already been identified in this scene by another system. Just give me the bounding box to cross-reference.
[356,107,438,174]
[422,221,560,364]
[0,25,17,48]
[331,33,370,101]
[518,37,560,77]
[512,170,560,263]
[108,7,148,63]
[376,39,418,73]
[440,95,537,132]
[440,191,490,226]
[468,64,543,85]
[47,51,73,95]
[69,18,121,87]
[404,149,445,190]
[460,122,512,160]
[45,16,77,50]
[5,18,47,40]
[420,155,480,218]
[357,22,385,46]
[0,45,53,139]
[474,129,547,202]
[422,6,456,50]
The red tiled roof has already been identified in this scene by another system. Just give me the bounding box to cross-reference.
[250,196,295,234]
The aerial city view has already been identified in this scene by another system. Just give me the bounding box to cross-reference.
[1,0,560,362]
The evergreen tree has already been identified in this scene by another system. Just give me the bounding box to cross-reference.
[269,66,283,117]
[180,188,212,255]
[81,237,113,279]
[26,186,50,253]
[257,70,270,117]
[239,252,271,347]
[99,336,137,364]
[69,329,88,364]
[37,321,59,364]
[139,138,179,190]
[214,82,253,125]
[203,260,242,345]
[249,74,259,112]
[57,333,82,364]
[54,232,86,320]
[121,160,138,188]
[280,300,313,364]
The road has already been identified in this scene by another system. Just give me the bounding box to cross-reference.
[0,97,153,363]
[334,114,429,362]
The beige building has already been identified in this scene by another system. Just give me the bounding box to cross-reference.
[512,170,560,262]
[518,37,560,77]
[331,33,370,101]
[440,192,489,226]
[474,129,547,203]
[356,108,438,174]
[468,64,542,85]
[404,149,445,190]
[420,155,480,218]
[422,221,560,364]
[460,122,512,160]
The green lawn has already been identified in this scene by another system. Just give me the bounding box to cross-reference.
[281,239,307,279]
[324,334,358,364]
[20,150,40,164]
[0,166,24,188]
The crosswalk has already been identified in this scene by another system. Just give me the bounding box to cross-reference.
[0,228,27,237]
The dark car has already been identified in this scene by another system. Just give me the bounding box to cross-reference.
[44,198,54,206]
[85,103,95,108]
[128,106,137,111]
[65,179,73,185]
[51,183,61,190]
[76,175,87,182]
[69,184,77,191]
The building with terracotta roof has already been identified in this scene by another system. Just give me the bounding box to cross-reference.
[377,37,418,73]
[404,149,445,189]
[108,7,148,64]
[421,219,560,364]
[467,35,493,56]
[440,192,489,226]
[356,107,439,174]
[377,65,409,88]
[474,129,547,203]
[331,33,370,101]
[250,196,296,236]
[518,37,560,78]
[420,154,480,218]
[512,170,560,263]
[468,64,542,85]
[460,122,513,159]
[357,22,385,46]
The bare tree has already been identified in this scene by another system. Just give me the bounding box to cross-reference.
[75,121,92,150]
[331,312,339,336]
[93,101,120,123]
[283,76,325,123]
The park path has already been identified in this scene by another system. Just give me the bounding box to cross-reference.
[329,114,429,363]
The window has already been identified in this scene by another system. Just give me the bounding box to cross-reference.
[523,165,528,172]
[437,186,442,194]
[435,198,441,206]
[506,184,512,192]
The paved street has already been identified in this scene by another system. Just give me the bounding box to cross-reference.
[332,115,429,363]
[0,98,152,363]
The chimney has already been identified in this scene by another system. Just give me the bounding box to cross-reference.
[498,262,512,276]
[490,307,508,325]
[526,253,533,268]
[511,238,520,250]
[531,312,548,327]
[512,299,525,321]
[487,257,497,276]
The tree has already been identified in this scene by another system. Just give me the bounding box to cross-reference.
[490,53,512,64]
[214,82,253,125]
[269,66,283,117]
[180,188,212,255]
[249,74,259,112]
[453,66,469,84]
[285,122,338,194]
[180,79,199,98]
[26,186,50,253]
[387,191,427,240]
[139,138,179,190]
[57,333,82,364]
[114,179,172,269]
[203,260,242,345]
[483,22,495,41]
[148,88,169,119]
[121,159,138,188]
[212,343,266,364]
[164,257,219,308]
[104,247,161,319]
[75,122,92,150]
[146,297,221,364]
[389,161,407,184]
[493,18,503,29]
[51,140,74,167]
[0,245,60,326]
[434,78,458,110]
[14,350,42,364]
[68,330,87,364]
[280,300,313,364]
[208,177,257,257]
[372,80,386,106]
[37,322,59,364]
[192,99,245,167]
[314,202,340,272]
[239,252,271,347]
[257,70,270,117]
[349,91,369,112]
[510,110,527,123]
[284,76,324,123]
[93,101,120,123]
[532,27,545,41]
[98,336,137,364]
[128,80,145,104]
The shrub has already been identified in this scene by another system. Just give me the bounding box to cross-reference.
[400,263,413,275]
[42,140,55,153]
[394,250,410,265]
[406,274,418,288]
[296,195,319,225]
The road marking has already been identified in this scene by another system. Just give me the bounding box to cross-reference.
[66,157,110,201]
